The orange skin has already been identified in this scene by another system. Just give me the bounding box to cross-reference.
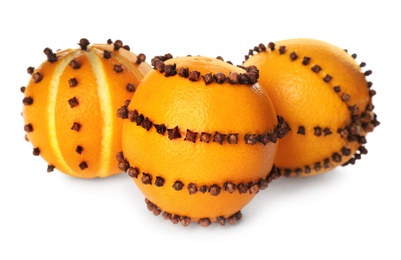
[22,40,151,178]
[120,56,286,225]
[243,38,379,177]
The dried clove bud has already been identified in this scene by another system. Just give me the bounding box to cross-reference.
[128,110,138,122]
[173,181,184,191]
[224,182,236,193]
[200,132,211,143]
[79,161,88,170]
[216,217,226,226]
[314,162,322,172]
[116,151,124,162]
[249,183,260,194]
[68,78,78,87]
[199,185,209,193]
[314,127,322,136]
[136,53,146,64]
[297,126,305,135]
[113,40,123,50]
[237,183,248,194]
[202,72,214,84]
[227,134,238,144]
[114,64,123,73]
[103,50,111,59]
[213,72,226,83]
[127,167,140,178]
[167,126,181,140]
[78,38,90,50]
[238,73,250,84]
[187,183,198,194]
[178,67,189,78]
[75,145,83,154]
[323,74,332,82]
[289,51,298,60]
[245,134,258,144]
[227,72,239,84]
[332,153,342,163]
[213,132,225,145]
[33,147,40,156]
[69,59,81,69]
[32,72,43,83]
[47,165,55,172]
[302,56,311,65]
[154,124,167,135]
[184,130,197,143]
[141,117,153,131]
[257,133,270,145]
[118,159,130,172]
[180,216,191,227]
[24,124,33,132]
[27,66,34,75]
[333,86,341,92]
[23,97,33,105]
[164,64,177,77]
[155,176,165,187]
[126,83,135,92]
[323,127,332,136]
[311,65,321,73]
[141,173,152,184]
[68,97,79,108]
[71,122,81,132]
[209,185,221,196]
[188,70,200,81]
[43,47,53,56]
[154,60,165,72]
[198,218,211,227]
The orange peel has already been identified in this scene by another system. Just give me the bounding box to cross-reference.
[21,39,151,178]
[243,38,379,177]
[117,55,289,226]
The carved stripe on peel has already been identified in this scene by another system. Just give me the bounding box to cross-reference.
[118,108,289,146]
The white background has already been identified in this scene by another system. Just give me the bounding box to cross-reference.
[1,1,399,259]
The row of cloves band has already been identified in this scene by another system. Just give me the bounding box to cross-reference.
[143,162,282,226]
[116,151,282,196]
[278,144,368,176]
[243,42,376,103]
[117,104,290,145]
[281,109,376,176]
[151,53,260,85]
[145,198,243,227]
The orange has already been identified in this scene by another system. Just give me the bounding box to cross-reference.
[118,55,289,226]
[22,39,151,178]
[243,38,379,177]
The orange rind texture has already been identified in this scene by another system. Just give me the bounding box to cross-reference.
[117,55,289,226]
[22,39,152,178]
[243,38,379,177]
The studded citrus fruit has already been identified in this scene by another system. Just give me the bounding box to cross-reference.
[117,55,289,226]
[243,38,379,177]
[21,39,151,178]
